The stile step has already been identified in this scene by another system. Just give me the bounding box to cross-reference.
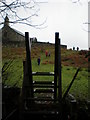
[32,72,54,76]
[33,81,54,84]
[34,89,54,93]
[33,85,54,88]
[23,110,59,115]
[26,97,55,101]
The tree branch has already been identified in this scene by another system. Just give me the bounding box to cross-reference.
[0,0,47,28]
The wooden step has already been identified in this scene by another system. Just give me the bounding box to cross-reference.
[34,89,54,93]
[33,85,54,88]
[32,72,54,76]
[23,84,59,88]
[23,110,59,115]
[33,81,54,84]
[23,110,60,120]
[26,97,55,101]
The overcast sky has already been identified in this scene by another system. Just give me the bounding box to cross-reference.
[2,0,89,50]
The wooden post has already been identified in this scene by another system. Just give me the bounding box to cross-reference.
[54,32,59,100]
[58,38,62,102]
[55,33,62,119]
[25,32,33,98]
[54,32,62,103]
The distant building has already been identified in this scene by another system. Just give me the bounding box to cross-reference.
[60,44,67,49]
[35,41,67,49]
[0,16,67,48]
[0,16,25,46]
[30,37,37,43]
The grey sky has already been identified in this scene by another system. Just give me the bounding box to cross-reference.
[1,0,89,50]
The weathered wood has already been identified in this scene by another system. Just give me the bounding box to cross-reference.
[32,72,54,76]
[34,89,54,93]
[25,32,33,98]
[26,97,55,101]
[23,110,59,115]
[33,81,54,84]
[54,32,62,103]
[33,85,54,88]
[58,38,62,102]
[21,32,63,119]
[54,32,59,100]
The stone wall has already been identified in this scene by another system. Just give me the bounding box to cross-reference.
[34,42,67,49]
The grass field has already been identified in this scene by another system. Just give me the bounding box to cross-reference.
[2,43,88,101]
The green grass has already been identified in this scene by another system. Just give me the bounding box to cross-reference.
[2,58,88,101]
[2,59,23,87]
[62,67,88,100]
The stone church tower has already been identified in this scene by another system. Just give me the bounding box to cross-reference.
[4,16,9,26]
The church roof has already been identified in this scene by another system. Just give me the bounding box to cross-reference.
[10,26,25,37]
[1,16,25,37]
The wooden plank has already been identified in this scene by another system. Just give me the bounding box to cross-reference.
[58,38,62,102]
[33,85,54,88]
[23,85,59,88]
[25,32,33,98]
[34,89,54,93]
[54,32,59,100]
[32,72,54,76]
[26,97,55,101]
[23,110,59,115]
[33,81,54,84]
[24,102,61,108]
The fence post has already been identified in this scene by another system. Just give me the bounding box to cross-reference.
[54,32,62,102]
[25,32,33,98]
[58,38,62,102]
[54,32,59,100]
[54,33,62,119]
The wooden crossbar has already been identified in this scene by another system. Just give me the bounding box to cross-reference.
[26,97,55,101]
[23,110,59,115]
[32,72,54,76]
[33,85,54,88]
[34,89,54,93]
[33,81,54,84]
[23,85,59,88]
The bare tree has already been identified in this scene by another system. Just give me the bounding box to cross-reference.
[0,0,47,28]
[0,0,88,29]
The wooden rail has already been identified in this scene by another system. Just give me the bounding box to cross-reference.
[32,72,54,76]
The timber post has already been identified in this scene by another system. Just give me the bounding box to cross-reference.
[58,38,62,102]
[25,32,33,98]
[54,32,59,100]
[54,32,62,102]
